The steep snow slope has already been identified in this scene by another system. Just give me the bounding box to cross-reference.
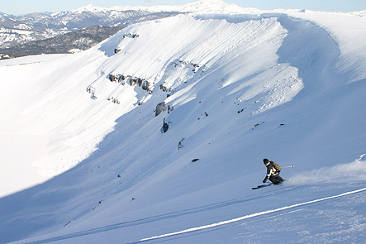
[0,51,129,196]
[1,7,366,244]
[286,10,366,82]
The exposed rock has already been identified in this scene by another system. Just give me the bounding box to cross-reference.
[197,112,208,120]
[108,97,120,104]
[142,80,150,91]
[155,102,167,117]
[177,138,185,150]
[109,74,119,82]
[107,73,151,92]
[123,33,139,39]
[0,54,14,60]
[162,118,169,133]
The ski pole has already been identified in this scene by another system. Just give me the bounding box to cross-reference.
[281,165,295,169]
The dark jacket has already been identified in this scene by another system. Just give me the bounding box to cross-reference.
[263,161,283,184]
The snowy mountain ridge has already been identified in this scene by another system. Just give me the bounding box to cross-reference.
[74,0,240,14]
[0,1,366,243]
[70,0,366,16]
[0,7,178,52]
[1,0,364,55]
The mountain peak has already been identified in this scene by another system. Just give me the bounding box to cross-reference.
[194,0,226,4]
[183,0,229,10]
[73,4,105,13]
[179,0,255,14]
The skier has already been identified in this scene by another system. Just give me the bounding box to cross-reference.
[262,158,283,184]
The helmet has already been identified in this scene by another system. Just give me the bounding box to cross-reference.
[263,158,269,164]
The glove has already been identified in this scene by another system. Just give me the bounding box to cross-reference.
[263,179,267,183]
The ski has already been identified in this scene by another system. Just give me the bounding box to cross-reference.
[252,183,272,190]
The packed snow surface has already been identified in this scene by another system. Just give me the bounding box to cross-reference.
[1,1,366,243]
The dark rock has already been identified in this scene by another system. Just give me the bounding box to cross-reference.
[155,102,167,117]
[162,119,169,133]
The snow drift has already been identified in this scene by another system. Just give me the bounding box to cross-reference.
[1,1,366,243]
[287,155,366,185]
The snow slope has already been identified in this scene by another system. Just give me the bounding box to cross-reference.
[1,1,366,243]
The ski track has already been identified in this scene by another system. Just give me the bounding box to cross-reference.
[23,185,299,244]
[138,187,366,242]
[23,187,366,244]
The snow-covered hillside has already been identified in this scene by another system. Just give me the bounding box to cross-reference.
[1,1,366,243]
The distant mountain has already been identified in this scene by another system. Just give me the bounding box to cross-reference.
[0,7,179,58]
[0,0,261,59]
[0,26,122,57]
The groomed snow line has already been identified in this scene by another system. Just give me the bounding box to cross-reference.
[140,187,366,242]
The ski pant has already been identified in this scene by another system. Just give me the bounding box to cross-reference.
[269,174,283,184]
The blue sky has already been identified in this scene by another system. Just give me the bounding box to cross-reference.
[0,0,365,15]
